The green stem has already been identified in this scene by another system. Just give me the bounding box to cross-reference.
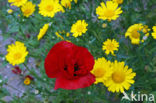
[5,83,23,93]
[92,31,103,42]
[23,63,31,72]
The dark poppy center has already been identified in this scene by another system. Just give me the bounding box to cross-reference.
[74,63,79,72]
[63,63,80,78]
[64,65,67,71]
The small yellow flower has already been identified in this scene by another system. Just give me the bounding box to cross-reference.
[38,0,64,18]
[37,23,50,40]
[125,24,150,44]
[141,40,144,43]
[71,20,88,37]
[8,0,27,7]
[66,32,70,37]
[102,23,107,28]
[61,0,72,9]
[5,41,28,66]
[142,25,150,33]
[112,0,123,4]
[102,39,119,55]
[21,1,36,17]
[105,60,136,93]
[55,32,64,40]
[7,9,13,14]
[91,57,112,85]
[152,26,156,39]
[96,1,123,21]
[24,77,31,85]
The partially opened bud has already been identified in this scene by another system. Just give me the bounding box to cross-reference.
[12,66,22,75]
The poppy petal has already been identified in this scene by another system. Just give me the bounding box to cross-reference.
[54,73,95,90]
[44,41,76,78]
[44,52,61,78]
[74,47,94,76]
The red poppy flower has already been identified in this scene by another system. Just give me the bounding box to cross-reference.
[44,41,95,90]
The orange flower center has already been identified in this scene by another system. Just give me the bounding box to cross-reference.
[104,9,115,17]
[76,25,84,32]
[131,30,140,39]
[24,78,31,85]
[14,53,22,60]
[46,5,54,12]
[24,9,31,15]
[112,72,125,83]
[106,43,115,50]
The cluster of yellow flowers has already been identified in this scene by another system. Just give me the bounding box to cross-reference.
[8,0,35,17]
[8,0,155,43]
[8,0,77,18]
[125,24,151,44]
[6,0,156,93]
[91,58,136,93]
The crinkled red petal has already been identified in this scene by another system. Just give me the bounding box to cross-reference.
[54,73,95,90]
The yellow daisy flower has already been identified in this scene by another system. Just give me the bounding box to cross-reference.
[102,39,119,55]
[7,9,13,14]
[8,0,27,7]
[21,1,36,17]
[91,57,112,84]
[5,41,29,66]
[37,23,50,40]
[105,60,136,93]
[96,1,123,21]
[152,26,156,39]
[71,20,88,37]
[61,0,72,9]
[112,0,123,4]
[125,24,150,44]
[38,0,64,18]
